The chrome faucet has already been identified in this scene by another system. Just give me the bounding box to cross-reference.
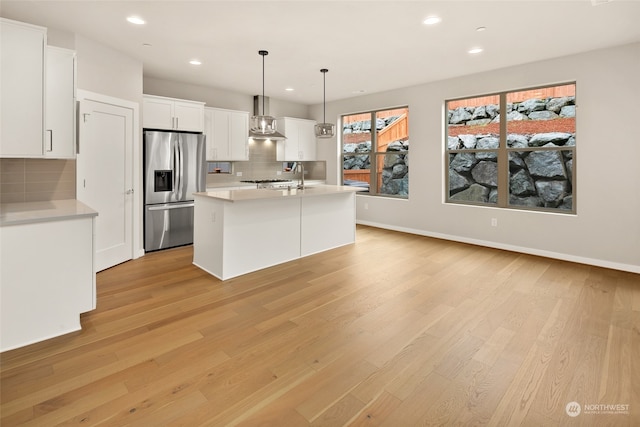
[297,162,305,189]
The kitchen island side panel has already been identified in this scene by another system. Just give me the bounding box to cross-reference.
[301,192,356,257]
[222,197,301,280]
[193,195,225,279]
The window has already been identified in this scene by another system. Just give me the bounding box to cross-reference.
[342,107,409,198]
[446,83,575,213]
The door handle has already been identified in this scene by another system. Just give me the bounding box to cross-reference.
[126,189,134,195]
[148,203,194,211]
[46,130,53,152]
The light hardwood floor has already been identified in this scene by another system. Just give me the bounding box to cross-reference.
[1,225,639,426]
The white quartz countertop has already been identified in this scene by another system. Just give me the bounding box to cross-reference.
[0,199,98,226]
[195,184,362,202]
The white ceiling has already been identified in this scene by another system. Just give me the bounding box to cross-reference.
[2,1,639,105]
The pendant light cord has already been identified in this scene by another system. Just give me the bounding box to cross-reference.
[321,68,328,123]
[323,71,326,122]
[258,50,268,115]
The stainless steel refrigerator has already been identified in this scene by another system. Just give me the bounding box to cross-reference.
[144,130,206,252]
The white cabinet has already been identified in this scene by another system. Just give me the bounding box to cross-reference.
[45,46,76,158]
[204,107,249,161]
[0,18,46,157]
[143,95,205,132]
[0,213,96,351]
[276,117,317,161]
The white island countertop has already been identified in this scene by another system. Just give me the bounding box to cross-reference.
[195,184,363,203]
[0,199,98,226]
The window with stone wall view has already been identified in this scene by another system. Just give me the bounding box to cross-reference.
[446,83,575,212]
[342,107,409,198]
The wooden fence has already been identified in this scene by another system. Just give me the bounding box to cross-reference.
[343,111,409,186]
[447,84,575,109]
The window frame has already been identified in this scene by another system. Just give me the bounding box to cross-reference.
[341,106,409,199]
[445,83,576,214]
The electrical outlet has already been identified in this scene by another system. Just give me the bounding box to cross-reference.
[276,170,282,175]
[364,203,369,210]
[491,218,498,227]
[236,171,242,176]
[211,212,216,223]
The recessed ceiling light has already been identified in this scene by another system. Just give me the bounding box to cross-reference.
[285,88,294,92]
[351,90,366,94]
[142,43,152,47]
[126,16,145,25]
[468,47,483,54]
[476,26,487,32]
[423,16,442,25]
[189,60,202,65]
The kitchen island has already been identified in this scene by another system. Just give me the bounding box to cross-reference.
[193,185,361,280]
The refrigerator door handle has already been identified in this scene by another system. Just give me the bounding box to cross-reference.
[172,138,179,198]
[147,203,194,211]
[177,139,183,199]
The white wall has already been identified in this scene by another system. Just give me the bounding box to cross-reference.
[75,35,143,104]
[311,43,640,273]
[143,77,309,119]
[73,34,144,259]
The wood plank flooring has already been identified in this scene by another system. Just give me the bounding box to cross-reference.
[1,225,639,426]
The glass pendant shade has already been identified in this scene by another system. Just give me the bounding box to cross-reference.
[251,50,276,135]
[250,115,277,134]
[315,122,335,138]
[317,68,335,138]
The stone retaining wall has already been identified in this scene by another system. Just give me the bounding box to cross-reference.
[447,96,575,210]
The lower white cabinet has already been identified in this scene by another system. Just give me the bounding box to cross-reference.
[204,107,249,161]
[276,117,317,161]
[0,215,96,351]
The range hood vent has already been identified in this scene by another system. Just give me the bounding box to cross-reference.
[250,95,286,140]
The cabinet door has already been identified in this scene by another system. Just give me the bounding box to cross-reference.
[211,108,231,160]
[143,96,174,130]
[276,118,299,161]
[229,110,249,161]
[174,100,204,132]
[298,120,317,161]
[204,108,215,160]
[45,46,76,158]
[0,19,46,157]
[276,118,316,161]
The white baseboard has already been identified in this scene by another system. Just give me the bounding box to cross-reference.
[356,220,640,274]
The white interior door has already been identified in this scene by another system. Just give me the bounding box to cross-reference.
[77,96,134,271]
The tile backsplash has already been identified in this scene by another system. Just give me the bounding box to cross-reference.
[0,158,76,203]
[205,139,326,187]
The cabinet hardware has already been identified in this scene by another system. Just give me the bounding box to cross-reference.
[46,129,53,152]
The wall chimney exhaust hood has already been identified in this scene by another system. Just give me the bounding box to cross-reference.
[249,95,286,140]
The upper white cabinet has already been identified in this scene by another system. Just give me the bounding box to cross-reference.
[204,107,249,161]
[0,18,46,158]
[143,95,205,132]
[45,46,76,158]
[276,117,317,161]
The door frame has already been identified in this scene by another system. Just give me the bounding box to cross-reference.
[76,89,143,260]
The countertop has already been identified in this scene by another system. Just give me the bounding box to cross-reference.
[0,199,98,226]
[194,184,362,202]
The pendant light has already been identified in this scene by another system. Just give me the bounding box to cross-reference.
[315,68,335,138]
[250,50,277,135]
